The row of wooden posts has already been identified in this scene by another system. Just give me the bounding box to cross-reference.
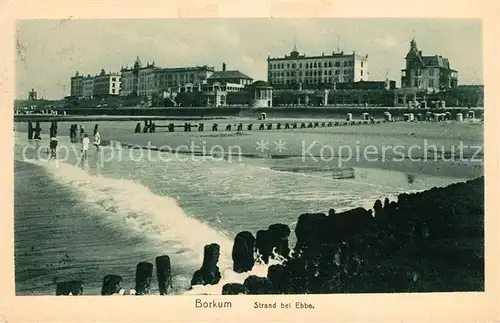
[55,255,172,296]
[134,111,479,134]
[135,118,386,134]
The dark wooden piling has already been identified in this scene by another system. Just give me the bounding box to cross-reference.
[155,255,172,295]
[56,280,84,295]
[232,231,256,273]
[191,243,222,286]
[28,121,33,139]
[135,261,154,295]
[222,283,248,295]
[101,274,122,295]
[34,121,41,139]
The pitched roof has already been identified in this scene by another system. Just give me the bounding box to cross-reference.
[252,80,270,87]
[209,70,253,80]
[421,55,449,68]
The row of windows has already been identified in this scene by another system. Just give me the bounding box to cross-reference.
[412,79,435,88]
[269,60,356,69]
[270,69,354,78]
[272,78,353,85]
[408,68,436,77]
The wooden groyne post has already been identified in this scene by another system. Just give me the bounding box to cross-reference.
[56,280,84,295]
[101,274,123,295]
[135,261,154,295]
[155,255,172,295]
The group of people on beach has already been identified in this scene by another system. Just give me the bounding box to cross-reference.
[69,124,85,143]
[81,124,101,160]
[27,121,101,160]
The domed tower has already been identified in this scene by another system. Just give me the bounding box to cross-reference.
[405,37,422,69]
[290,43,300,58]
[133,56,142,69]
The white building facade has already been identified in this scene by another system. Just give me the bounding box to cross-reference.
[93,69,121,97]
[267,49,369,89]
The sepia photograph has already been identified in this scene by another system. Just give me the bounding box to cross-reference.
[11,17,486,299]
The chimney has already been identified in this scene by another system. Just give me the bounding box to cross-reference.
[222,62,226,72]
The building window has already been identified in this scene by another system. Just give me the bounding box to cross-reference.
[329,62,333,67]
[318,62,322,68]
[361,70,363,76]
[361,62,364,68]
[299,63,302,68]
[112,89,115,93]
[335,62,340,67]
[314,62,317,68]
[429,79,434,87]
[429,69,434,76]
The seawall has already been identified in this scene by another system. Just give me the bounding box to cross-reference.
[14,106,484,122]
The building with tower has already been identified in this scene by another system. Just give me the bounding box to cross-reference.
[120,56,216,98]
[119,57,158,97]
[401,37,458,92]
[267,46,369,90]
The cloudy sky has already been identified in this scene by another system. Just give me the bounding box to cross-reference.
[16,18,482,99]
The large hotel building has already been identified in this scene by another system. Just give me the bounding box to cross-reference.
[267,48,369,89]
[119,57,217,97]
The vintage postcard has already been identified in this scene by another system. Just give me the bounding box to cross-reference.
[1,0,499,322]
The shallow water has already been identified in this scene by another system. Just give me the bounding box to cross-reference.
[13,122,476,295]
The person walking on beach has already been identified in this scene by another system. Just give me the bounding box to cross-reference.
[93,130,101,151]
[81,134,90,160]
[49,135,58,159]
[80,124,85,139]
